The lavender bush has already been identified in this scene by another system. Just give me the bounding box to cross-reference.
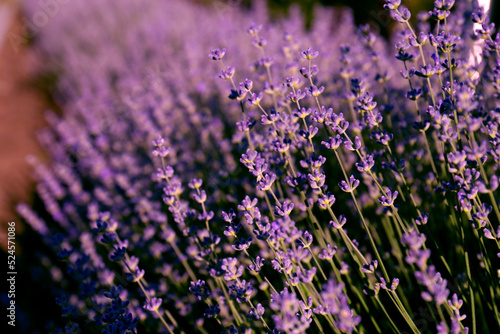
[16,0,500,333]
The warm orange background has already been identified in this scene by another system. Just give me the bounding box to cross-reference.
[0,1,48,250]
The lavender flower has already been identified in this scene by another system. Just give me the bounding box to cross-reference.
[15,0,500,332]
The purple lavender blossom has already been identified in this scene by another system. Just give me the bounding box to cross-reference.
[14,0,500,332]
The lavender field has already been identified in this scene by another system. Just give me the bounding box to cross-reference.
[6,0,500,333]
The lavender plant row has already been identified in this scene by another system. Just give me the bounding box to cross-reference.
[18,0,500,333]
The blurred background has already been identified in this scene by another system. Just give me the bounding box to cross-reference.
[0,0,446,242]
[2,0,498,239]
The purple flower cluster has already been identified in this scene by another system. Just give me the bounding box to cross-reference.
[16,0,500,333]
